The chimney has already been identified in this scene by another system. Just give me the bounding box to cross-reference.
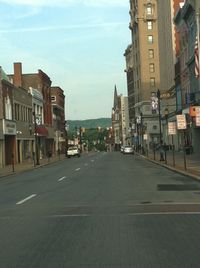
[13,62,22,87]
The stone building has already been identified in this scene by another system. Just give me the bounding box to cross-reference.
[174,1,200,153]
[128,0,161,147]
[157,0,182,149]
[111,86,130,149]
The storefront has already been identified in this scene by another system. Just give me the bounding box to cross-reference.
[3,119,16,165]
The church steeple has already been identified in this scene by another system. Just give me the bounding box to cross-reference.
[113,85,118,110]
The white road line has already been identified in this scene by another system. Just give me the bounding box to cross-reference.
[16,194,37,205]
[47,214,90,218]
[126,212,200,216]
[76,168,80,171]
[84,163,88,166]
[58,176,66,182]
[91,159,94,162]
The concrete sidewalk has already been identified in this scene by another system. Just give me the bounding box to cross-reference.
[0,154,66,179]
[139,149,200,180]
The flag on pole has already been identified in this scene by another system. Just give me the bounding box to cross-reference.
[195,35,200,79]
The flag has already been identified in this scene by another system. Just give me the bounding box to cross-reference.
[195,35,200,79]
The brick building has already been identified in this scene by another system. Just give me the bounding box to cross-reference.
[51,86,66,153]
[0,67,34,166]
[9,63,55,157]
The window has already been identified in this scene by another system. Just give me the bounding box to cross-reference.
[150,78,155,87]
[148,35,153,44]
[146,4,152,15]
[148,49,154,59]
[149,63,155,73]
[51,96,56,102]
[147,21,153,30]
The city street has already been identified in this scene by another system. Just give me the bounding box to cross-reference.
[1,152,200,267]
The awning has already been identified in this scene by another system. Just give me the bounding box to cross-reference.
[36,126,48,136]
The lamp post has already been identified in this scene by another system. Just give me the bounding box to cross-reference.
[164,108,169,144]
[157,89,162,144]
[65,120,69,157]
[164,108,169,164]
[33,111,40,165]
[79,127,82,153]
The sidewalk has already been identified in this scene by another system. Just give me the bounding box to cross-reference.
[0,154,66,179]
[139,149,200,180]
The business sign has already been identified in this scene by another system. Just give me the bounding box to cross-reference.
[176,114,187,130]
[3,119,16,135]
[151,92,158,112]
[143,134,148,140]
[195,108,200,126]
[190,106,200,117]
[160,87,175,100]
[168,122,176,135]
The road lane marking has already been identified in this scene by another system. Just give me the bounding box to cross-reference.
[91,159,94,162]
[58,176,66,182]
[47,214,90,218]
[16,194,37,205]
[75,168,80,171]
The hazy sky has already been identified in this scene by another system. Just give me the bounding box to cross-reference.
[0,0,130,120]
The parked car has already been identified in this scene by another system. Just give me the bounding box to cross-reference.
[67,146,80,158]
[123,146,134,154]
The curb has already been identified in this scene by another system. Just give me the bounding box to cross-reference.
[0,157,67,179]
[136,153,200,182]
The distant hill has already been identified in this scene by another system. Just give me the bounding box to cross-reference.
[68,118,112,132]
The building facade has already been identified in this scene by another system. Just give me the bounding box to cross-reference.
[174,1,200,153]
[51,86,66,153]
[9,62,55,157]
[0,67,34,167]
[128,0,161,147]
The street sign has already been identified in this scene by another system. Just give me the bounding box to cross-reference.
[176,114,187,130]
[196,108,200,126]
[196,116,200,126]
[168,122,176,135]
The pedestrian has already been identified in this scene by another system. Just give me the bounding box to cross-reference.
[160,141,165,161]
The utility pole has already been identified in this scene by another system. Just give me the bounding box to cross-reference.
[157,89,162,144]
[33,111,40,165]
[79,127,82,153]
[196,9,200,88]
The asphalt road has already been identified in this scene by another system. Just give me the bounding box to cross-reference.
[1,152,200,267]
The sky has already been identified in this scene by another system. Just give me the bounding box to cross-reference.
[0,0,131,120]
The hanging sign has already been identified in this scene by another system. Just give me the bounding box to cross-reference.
[168,122,176,135]
[196,108,200,126]
[176,114,187,130]
[143,134,148,140]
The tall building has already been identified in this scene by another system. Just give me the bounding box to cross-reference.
[128,0,161,146]
[157,0,181,93]
[157,0,182,148]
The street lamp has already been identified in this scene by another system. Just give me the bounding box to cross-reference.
[157,89,162,145]
[33,111,40,165]
[164,108,169,144]
[65,120,69,157]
